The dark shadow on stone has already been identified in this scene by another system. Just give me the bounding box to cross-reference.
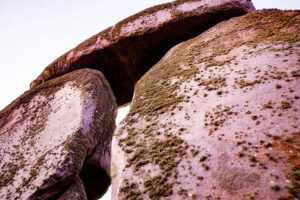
[80,163,110,200]
[68,8,248,106]
[28,175,72,200]
[31,1,253,107]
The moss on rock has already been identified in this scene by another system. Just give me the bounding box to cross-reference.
[112,9,300,199]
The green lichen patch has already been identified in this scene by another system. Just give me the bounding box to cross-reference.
[129,40,198,118]
[119,181,142,200]
[263,101,273,109]
[244,9,300,45]
[280,101,292,109]
[235,79,261,89]
[197,76,227,91]
[204,105,235,132]
[118,125,188,199]
[144,175,173,199]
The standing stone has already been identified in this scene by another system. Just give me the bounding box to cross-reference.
[0,68,117,200]
[112,10,300,199]
[30,0,255,106]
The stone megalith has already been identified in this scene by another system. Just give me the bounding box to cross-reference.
[0,69,117,200]
[30,0,255,106]
[111,9,300,199]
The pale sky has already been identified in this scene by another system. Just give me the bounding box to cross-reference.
[0,1,299,200]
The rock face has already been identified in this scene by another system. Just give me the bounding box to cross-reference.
[30,0,255,106]
[0,69,117,200]
[112,9,300,200]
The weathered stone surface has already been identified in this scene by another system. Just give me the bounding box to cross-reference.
[0,68,117,199]
[30,0,255,106]
[57,176,87,200]
[112,10,300,199]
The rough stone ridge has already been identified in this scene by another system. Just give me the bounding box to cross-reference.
[30,0,255,106]
[111,9,300,199]
[0,68,117,200]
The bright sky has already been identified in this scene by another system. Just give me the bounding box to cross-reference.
[0,1,299,199]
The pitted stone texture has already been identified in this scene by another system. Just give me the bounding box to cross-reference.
[112,10,300,200]
[0,68,117,200]
[30,0,255,106]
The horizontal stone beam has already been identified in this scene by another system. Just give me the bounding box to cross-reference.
[30,0,255,106]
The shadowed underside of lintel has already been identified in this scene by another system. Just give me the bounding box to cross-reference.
[30,0,255,106]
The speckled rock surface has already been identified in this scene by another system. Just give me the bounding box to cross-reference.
[0,69,117,200]
[111,10,300,200]
[30,0,255,106]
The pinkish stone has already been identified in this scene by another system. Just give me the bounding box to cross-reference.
[0,68,117,200]
[111,10,300,200]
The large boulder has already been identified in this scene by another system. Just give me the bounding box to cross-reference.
[30,0,255,106]
[112,9,300,199]
[0,69,117,199]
